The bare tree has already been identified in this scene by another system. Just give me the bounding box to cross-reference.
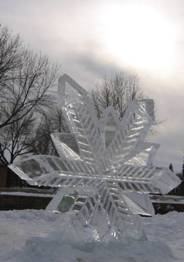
[28,105,70,155]
[0,113,35,165]
[0,26,21,91]
[0,25,59,165]
[92,72,141,118]
[0,52,58,129]
[0,25,59,128]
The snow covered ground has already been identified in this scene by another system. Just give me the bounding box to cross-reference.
[0,210,183,262]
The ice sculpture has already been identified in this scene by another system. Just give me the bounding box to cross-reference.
[9,74,180,240]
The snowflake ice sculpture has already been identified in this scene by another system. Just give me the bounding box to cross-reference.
[9,74,180,240]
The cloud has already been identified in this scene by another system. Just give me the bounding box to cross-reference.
[69,53,122,77]
[145,81,184,171]
[0,0,184,170]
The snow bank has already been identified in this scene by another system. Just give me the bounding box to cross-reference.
[0,210,183,262]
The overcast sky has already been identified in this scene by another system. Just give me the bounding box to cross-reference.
[0,0,184,171]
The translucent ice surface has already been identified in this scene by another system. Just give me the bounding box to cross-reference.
[9,74,181,240]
